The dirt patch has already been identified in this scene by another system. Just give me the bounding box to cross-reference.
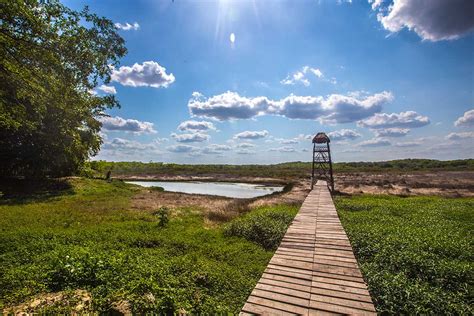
[334,171,474,197]
[2,290,92,315]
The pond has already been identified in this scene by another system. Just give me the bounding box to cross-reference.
[126,181,284,199]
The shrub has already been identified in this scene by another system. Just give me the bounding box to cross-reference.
[153,207,169,227]
[224,206,297,250]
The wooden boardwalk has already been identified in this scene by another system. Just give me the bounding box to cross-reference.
[240,181,376,315]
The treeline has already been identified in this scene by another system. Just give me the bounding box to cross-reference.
[87,159,474,179]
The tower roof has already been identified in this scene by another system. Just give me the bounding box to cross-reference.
[312,132,330,144]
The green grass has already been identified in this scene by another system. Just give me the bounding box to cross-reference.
[335,195,474,314]
[0,178,298,313]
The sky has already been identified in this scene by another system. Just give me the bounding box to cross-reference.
[66,0,474,164]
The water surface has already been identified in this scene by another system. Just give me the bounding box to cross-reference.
[126,181,284,198]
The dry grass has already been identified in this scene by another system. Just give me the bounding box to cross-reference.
[130,181,309,225]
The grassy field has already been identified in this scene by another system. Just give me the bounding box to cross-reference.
[335,195,473,314]
[0,178,298,314]
[1,178,473,314]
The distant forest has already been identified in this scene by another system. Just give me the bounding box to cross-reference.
[87,159,474,179]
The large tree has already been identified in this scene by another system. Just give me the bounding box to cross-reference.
[0,0,126,178]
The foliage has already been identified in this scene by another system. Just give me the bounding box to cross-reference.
[87,159,474,180]
[0,178,297,313]
[224,206,298,250]
[0,0,126,178]
[154,207,169,227]
[335,195,474,314]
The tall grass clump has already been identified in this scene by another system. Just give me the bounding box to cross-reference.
[335,195,473,315]
[224,205,298,250]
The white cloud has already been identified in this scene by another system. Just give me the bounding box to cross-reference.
[296,134,313,141]
[115,22,140,31]
[177,120,216,131]
[374,128,410,137]
[99,116,156,134]
[454,109,474,127]
[371,0,474,41]
[358,138,391,147]
[102,138,158,151]
[394,141,422,147]
[167,144,199,153]
[97,84,117,94]
[202,144,232,154]
[236,143,256,148]
[269,146,297,153]
[171,132,209,143]
[281,66,326,86]
[234,130,269,140]
[327,129,362,141]
[236,149,256,155]
[446,132,474,140]
[281,139,299,144]
[189,91,393,123]
[111,61,175,88]
[358,111,429,129]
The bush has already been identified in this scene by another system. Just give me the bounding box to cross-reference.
[224,206,298,250]
[153,207,169,227]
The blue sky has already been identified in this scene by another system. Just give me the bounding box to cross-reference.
[67,0,473,163]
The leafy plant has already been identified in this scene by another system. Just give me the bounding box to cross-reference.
[336,195,473,314]
[154,207,170,227]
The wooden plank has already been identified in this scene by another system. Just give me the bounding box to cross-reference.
[265,268,313,281]
[309,301,376,315]
[240,302,296,316]
[251,289,309,308]
[246,296,309,315]
[255,283,311,300]
[310,294,376,312]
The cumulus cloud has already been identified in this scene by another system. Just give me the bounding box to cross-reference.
[327,129,362,141]
[374,128,410,137]
[269,146,297,153]
[202,144,232,154]
[236,143,256,148]
[171,132,209,143]
[358,111,429,129]
[111,61,175,88]
[102,138,158,151]
[446,132,474,140]
[281,139,299,144]
[394,141,422,147]
[115,22,140,31]
[281,66,324,86]
[189,91,393,123]
[97,84,117,94]
[454,109,474,127]
[234,130,269,140]
[371,0,474,41]
[177,120,216,131]
[358,138,391,147]
[235,149,256,155]
[167,144,199,153]
[99,116,156,134]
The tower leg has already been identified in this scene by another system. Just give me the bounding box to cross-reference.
[311,143,316,190]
